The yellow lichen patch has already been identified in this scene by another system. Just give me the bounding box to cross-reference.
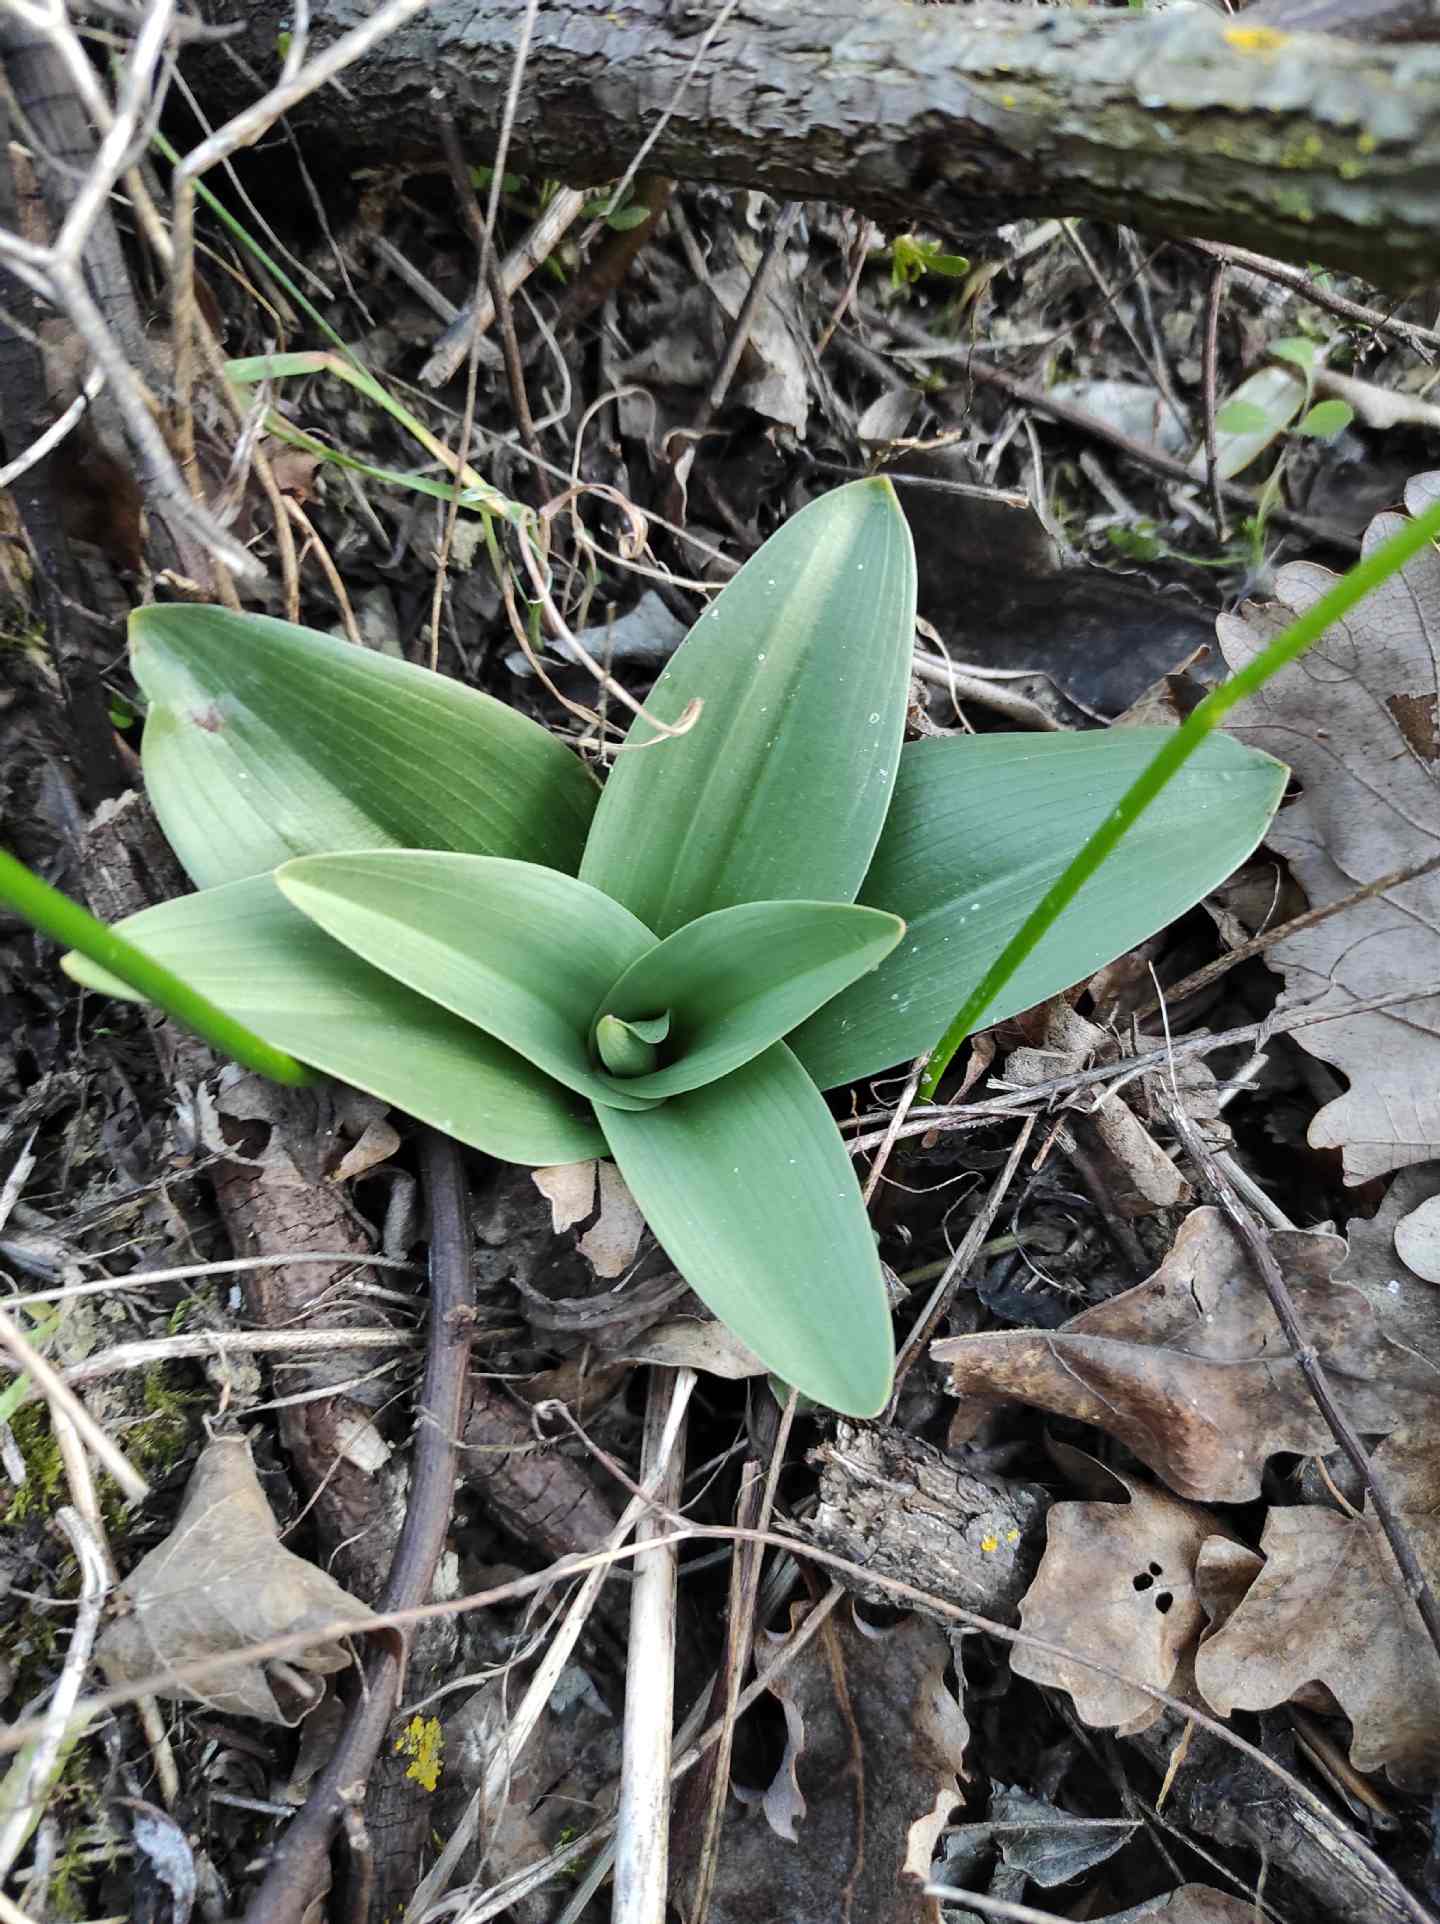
[395,1715,444,1792]
[980,1534,1000,1553]
[1223,25,1289,52]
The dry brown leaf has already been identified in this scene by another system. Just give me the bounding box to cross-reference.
[1195,1486,1440,1786]
[1341,1162,1440,1367]
[1005,1001,1190,1213]
[530,1159,646,1278]
[1394,1191,1440,1286]
[936,1207,1403,1502]
[1218,475,1440,1182]
[1189,1193,1440,1790]
[330,1115,401,1183]
[682,1607,967,1924]
[1010,1465,1215,1735]
[619,1316,767,1379]
[578,1159,646,1278]
[97,1435,372,1723]
[531,1160,598,1234]
[1098,1892,1259,1924]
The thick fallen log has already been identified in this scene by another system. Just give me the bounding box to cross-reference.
[190,0,1440,285]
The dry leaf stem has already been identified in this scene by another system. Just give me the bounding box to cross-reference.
[240,1128,476,1924]
[888,1115,1036,1404]
[689,1389,799,1924]
[1166,1100,1440,1674]
[404,1372,697,1920]
[1187,239,1440,359]
[842,983,1440,1156]
[1133,849,1440,1022]
[0,1306,148,1501]
[942,357,1359,554]
[614,1367,692,1924]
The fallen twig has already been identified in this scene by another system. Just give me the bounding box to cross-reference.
[239,1127,477,1924]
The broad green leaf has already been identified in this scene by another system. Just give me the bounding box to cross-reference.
[596,901,904,1099]
[580,478,916,935]
[1192,365,1304,481]
[276,852,661,1110]
[1213,400,1272,436]
[789,729,1286,1090]
[1269,336,1317,371]
[596,1043,894,1415]
[62,878,603,1164]
[1295,400,1354,440]
[132,604,598,890]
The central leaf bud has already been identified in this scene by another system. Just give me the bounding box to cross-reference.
[595,1010,672,1078]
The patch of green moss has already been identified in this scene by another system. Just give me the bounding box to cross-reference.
[128,1364,203,1475]
[97,1365,204,1534]
[5,1368,203,1534]
[3,1404,67,1524]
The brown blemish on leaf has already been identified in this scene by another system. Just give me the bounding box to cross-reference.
[1386,691,1440,762]
[189,704,225,733]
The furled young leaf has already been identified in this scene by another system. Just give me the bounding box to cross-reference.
[788,729,1286,1091]
[596,900,905,1099]
[595,1043,894,1415]
[277,851,661,1110]
[580,479,916,936]
[62,877,603,1164]
[132,604,599,890]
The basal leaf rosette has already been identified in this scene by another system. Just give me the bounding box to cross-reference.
[273,851,907,1415]
[62,477,1287,1414]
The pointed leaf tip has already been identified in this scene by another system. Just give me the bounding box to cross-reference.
[580,481,916,935]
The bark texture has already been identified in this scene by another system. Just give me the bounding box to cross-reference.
[190,0,1440,283]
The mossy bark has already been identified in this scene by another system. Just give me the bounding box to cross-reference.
[191,0,1440,283]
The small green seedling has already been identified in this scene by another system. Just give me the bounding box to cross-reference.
[888,233,971,291]
[35,482,1288,1414]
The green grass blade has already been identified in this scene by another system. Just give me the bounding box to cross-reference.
[920,493,1440,1096]
[789,730,1284,1092]
[597,900,904,1099]
[596,1043,895,1415]
[132,604,598,889]
[580,478,916,935]
[277,851,661,1110]
[62,876,603,1164]
[0,846,309,1085]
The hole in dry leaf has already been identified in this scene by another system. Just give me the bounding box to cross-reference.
[1149,1561,1163,1574]
[1132,1573,1153,1592]
[1155,1592,1174,1614]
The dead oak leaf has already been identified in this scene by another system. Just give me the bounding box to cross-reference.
[97,1434,372,1723]
[1195,1481,1440,1787]
[1218,474,1440,1183]
[935,1207,1403,1503]
[1011,1467,1218,1736]
[1340,1162,1440,1377]
[1101,1892,1260,1924]
[679,1606,968,1924]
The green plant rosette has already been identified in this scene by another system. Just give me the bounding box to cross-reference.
[64,480,1285,1413]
